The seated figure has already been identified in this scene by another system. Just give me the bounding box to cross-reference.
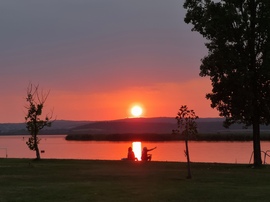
[127,147,138,161]
[141,146,157,161]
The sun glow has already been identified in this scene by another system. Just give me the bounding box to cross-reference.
[132,142,142,160]
[131,105,143,117]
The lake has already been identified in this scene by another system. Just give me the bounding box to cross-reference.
[1,135,270,164]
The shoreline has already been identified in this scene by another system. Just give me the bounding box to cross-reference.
[65,133,270,142]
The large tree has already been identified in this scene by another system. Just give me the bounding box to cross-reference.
[25,84,54,160]
[184,0,270,166]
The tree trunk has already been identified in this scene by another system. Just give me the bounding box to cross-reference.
[185,139,192,179]
[249,0,262,167]
[34,134,40,160]
[253,121,262,166]
[35,147,40,160]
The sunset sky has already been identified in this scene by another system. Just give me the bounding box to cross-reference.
[0,0,219,123]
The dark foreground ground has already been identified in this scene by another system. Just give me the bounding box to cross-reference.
[0,159,269,202]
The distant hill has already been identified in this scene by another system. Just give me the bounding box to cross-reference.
[69,117,270,135]
[2,117,270,136]
[0,120,90,135]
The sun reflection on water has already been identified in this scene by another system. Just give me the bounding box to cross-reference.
[132,142,141,161]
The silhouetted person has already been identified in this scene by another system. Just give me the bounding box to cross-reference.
[127,147,138,161]
[141,146,157,161]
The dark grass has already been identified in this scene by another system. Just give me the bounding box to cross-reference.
[0,159,270,201]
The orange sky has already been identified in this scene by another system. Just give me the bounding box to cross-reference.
[43,77,219,121]
[0,1,220,123]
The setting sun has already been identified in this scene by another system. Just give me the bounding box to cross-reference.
[131,106,143,117]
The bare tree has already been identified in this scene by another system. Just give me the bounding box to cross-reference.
[25,83,54,160]
[173,105,198,179]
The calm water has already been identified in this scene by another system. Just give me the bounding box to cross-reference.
[1,135,270,164]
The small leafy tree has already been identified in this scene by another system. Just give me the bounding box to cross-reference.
[25,83,53,160]
[173,105,199,179]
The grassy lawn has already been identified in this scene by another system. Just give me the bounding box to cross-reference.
[0,159,269,202]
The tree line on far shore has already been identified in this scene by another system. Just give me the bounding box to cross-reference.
[65,132,270,142]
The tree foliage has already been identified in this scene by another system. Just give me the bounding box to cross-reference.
[25,83,54,159]
[174,106,199,139]
[184,0,270,166]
